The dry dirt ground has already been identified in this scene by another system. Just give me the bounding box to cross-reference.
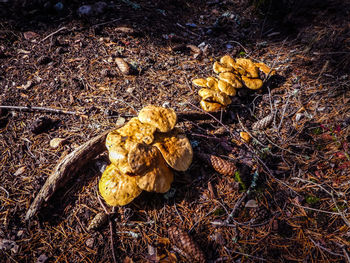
[1,0,350,262]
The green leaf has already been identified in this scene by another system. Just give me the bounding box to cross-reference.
[305,195,320,205]
[234,171,246,191]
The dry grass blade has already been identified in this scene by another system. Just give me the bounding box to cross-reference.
[25,128,118,221]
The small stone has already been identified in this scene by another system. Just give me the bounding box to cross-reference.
[36,254,48,263]
[85,238,94,248]
[49,138,66,149]
[77,5,92,16]
[126,87,134,93]
[21,80,33,90]
[115,116,125,126]
[54,2,64,12]
[115,58,130,75]
[23,31,39,41]
[245,199,258,208]
[14,166,26,176]
[93,1,107,14]
[295,113,303,122]
[100,68,110,78]
[11,244,19,254]
[16,230,24,238]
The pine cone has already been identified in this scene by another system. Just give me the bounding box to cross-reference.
[248,207,270,223]
[252,114,273,130]
[87,212,108,231]
[168,226,206,263]
[197,153,236,176]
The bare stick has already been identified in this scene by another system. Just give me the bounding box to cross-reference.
[96,190,117,263]
[342,246,350,263]
[0,105,86,117]
[40,27,67,42]
[25,128,117,221]
[225,193,247,224]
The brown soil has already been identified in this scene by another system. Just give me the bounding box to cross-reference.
[1,0,349,262]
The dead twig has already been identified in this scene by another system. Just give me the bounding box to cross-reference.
[176,23,201,37]
[309,237,344,258]
[0,105,87,117]
[25,128,117,221]
[225,193,247,224]
[96,190,117,263]
[40,26,67,42]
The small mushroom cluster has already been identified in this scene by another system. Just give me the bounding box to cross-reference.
[192,55,276,112]
[99,105,193,206]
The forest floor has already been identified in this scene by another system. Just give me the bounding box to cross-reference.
[1,0,350,262]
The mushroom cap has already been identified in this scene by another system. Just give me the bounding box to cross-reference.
[218,79,237,96]
[99,164,142,206]
[206,77,219,91]
[235,58,259,78]
[134,147,174,193]
[220,55,236,68]
[192,78,207,87]
[108,140,136,174]
[153,128,193,171]
[138,105,177,133]
[213,61,233,74]
[106,117,156,150]
[218,72,243,89]
[241,76,263,90]
[198,88,232,106]
[200,100,224,112]
[255,62,276,76]
[128,143,160,174]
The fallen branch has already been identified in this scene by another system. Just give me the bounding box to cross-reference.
[0,105,87,117]
[25,129,115,221]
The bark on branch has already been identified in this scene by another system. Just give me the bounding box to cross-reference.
[25,129,113,221]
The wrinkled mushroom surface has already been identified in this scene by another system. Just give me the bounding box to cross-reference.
[192,78,207,87]
[153,128,193,171]
[218,72,243,89]
[241,76,263,90]
[108,142,135,174]
[218,79,236,96]
[213,61,233,74]
[99,164,142,206]
[128,143,160,174]
[199,100,224,112]
[198,88,232,106]
[135,148,174,193]
[138,105,177,133]
[106,117,156,150]
[192,55,276,112]
[235,58,259,78]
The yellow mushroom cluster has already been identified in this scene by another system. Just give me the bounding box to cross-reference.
[99,105,193,206]
[192,55,276,112]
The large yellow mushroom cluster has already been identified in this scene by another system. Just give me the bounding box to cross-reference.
[192,55,276,112]
[99,105,193,206]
